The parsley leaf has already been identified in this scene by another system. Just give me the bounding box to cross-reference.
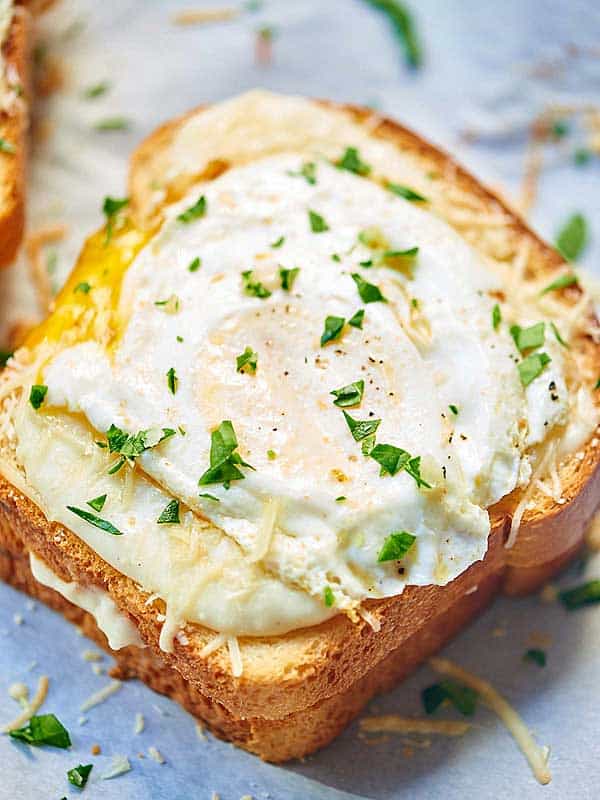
[540,271,578,295]
[448,404,458,415]
[364,0,422,68]
[10,714,71,748]
[523,648,546,667]
[377,531,416,562]
[518,352,551,387]
[198,420,254,487]
[324,586,335,607]
[104,424,176,474]
[351,273,387,303]
[236,346,258,373]
[348,308,365,329]
[555,213,587,261]
[157,499,180,525]
[188,256,201,272]
[74,282,91,294]
[288,161,317,184]
[370,444,431,487]
[198,492,220,502]
[336,147,371,176]
[94,116,129,132]
[166,367,178,394]
[279,266,300,291]
[386,182,427,202]
[67,764,93,788]
[87,494,107,513]
[559,580,600,610]
[510,322,545,353]
[381,246,418,278]
[330,380,364,407]
[83,80,110,99]
[422,680,478,716]
[550,321,569,348]
[492,303,501,331]
[154,294,180,313]
[67,506,123,536]
[320,315,345,346]
[0,137,16,154]
[342,411,381,447]
[102,196,129,245]
[0,350,13,368]
[29,385,48,410]
[308,209,329,233]
[242,270,271,298]
[177,194,206,223]
[271,235,285,248]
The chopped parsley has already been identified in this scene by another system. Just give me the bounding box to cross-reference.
[0,350,13,368]
[9,714,71,748]
[422,680,478,716]
[351,273,387,303]
[381,246,419,277]
[198,420,254,487]
[188,256,201,272]
[492,303,502,331]
[102,196,129,245]
[336,147,371,176]
[198,492,220,502]
[386,182,427,202]
[370,443,431,487]
[510,322,545,353]
[176,335,184,343]
[358,226,389,250]
[559,580,600,610]
[177,194,206,223]
[67,506,123,536]
[342,411,381,455]
[331,253,341,263]
[348,308,365,329]
[67,764,93,788]
[104,424,176,474]
[323,586,335,607]
[94,116,130,132]
[551,119,569,139]
[335,496,346,502]
[271,235,285,248]
[308,209,329,233]
[523,648,546,667]
[0,138,16,154]
[518,352,551,387]
[321,315,346,346]
[157,499,180,525]
[166,367,178,394]
[540,271,578,295]
[448,404,458,415]
[377,530,415,562]
[595,378,600,390]
[288,161,317,185]
[279,266,300,291]
[330,380,364,408]
[74,281,91,294]
[574,148,592,166]
[364,0,422,68]
[29,385,48,410]
[87,494,107,513]
[83,80,110,99]
[550,321,569,348]
[236,346,258,373]
[154,294,180,313]
[242,270,271,298]
[267,449,277,460]
[555,213,587,262]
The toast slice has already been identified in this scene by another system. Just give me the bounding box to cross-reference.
[0,3,30,267]
[1,91,599,761]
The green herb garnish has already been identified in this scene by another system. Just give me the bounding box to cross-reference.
[198,420,254,487]
[67,763,93,788]
[29,385,48,410]
[188,256,201,272]
[518,352,551,387]
[492,303,501,331]
[335,496,346,502]
[279,266,300,291]
[271,236,285,248]
[377,530,416,562]
[177,194,206,223]
[324,586,335,607]
[104,424,176,474]
[242,270,271,298]
[102,196,129,245]
[9,714,71,748]
[510,322,545,353]
[166,367,178,394]
[523,648,546,667]
[74,282,91,294]
[157,499,180,525]
[386,182,426,202]
[550,321,569,348]
[555,213,587,261]
[236,346,258,373]
[154,294,180,313]
[288,161,317,185]
[559,580,600,610]
[363,0,422,68]
[422,680,478,716]
[342,412,381,454]
[348,308,365,329]
[330,380,364,408]
[87,494,107,513]
[0,350,13,368]
[0,138,16,154]
[308,209,329,233]
[67,506,123,536]
[370,443,430,487]
[540,271,578,295]
[551,119,569,139]
[267,449,277,460]
[351,273,387,303]
[574,148,592,166]
[320,315,346,346]
[94,116,130,132]
[448,404,458,416]
[198,492,220,502]
[83,80,110,99]
[336,147,371,176]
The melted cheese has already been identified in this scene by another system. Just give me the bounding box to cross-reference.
[2,91,597,644]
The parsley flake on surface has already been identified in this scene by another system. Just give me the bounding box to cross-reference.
[83,81,110,99]
[448,404,458,415]
[102,196,129,244]
[523,648,546,667]
[518,352,551,387]
[492,303,501,330]
[74,281,91,294]
[336,147,371,176]
[154,294,180,313]
[279,266,300,291]
[555,213,587,261]
[364,0,422,68]
[348,308,365,328]
[198,492,220,502]
[550,321,569,348]
[242,270,272,298]
[510,322,545,353]
[177,194,206,223]
[320,315,345,346]
[324,586,335,607]
[94,116,130,132]
[166,367,178,394]
[68,764,93,788]
[288,161,317,185]
[342,411,381,450]
[370,443,431,487]
[335,496,346,502]
[198,420,254,487]
[67,506,123,536]
[330,380,364,408]
[271,235,285,248]
[377,530,416,562]
[9,714,71,748]
[351,273,387,303]
[386,182,427,202]
[188,256,201,272]
[540,271,579,295]
[0,350,13,368]
[157,499,180,525]
[236,346,258,373]
[87,494,107,513]
[308,209,329,233]
[0,137,16,154]
[104,424,176,474]
[267,449,277,460]
[559,580,600,610]
[422,680,478,716]
[29,384,48,410]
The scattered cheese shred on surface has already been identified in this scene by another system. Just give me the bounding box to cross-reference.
[148,745,166,764]
[101,754,131,780]
[2,675,49,732]
[359,715,471,736]
[195,721,207,741]
[134,712,145,734]
[82,648,103,662]
[249,496,280,562]
[8,682,29,706]
[227,636,243,677]
[358,606,381,632]
[172,8,238,25]
[429,657,552,785]
[199,633,227,658]
[80,679,122,712]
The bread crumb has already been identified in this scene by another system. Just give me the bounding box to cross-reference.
[539,583,558,604]
[82,649,103,662]
[492,626,506,638]
[91,743,101,755]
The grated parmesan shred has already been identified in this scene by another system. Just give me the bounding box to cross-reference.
[80,679,122,712]
[360,715,471,736]
[227,636,243,677]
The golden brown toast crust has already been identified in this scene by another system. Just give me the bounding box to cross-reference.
[0,6,30,267]
[1,98,600,757]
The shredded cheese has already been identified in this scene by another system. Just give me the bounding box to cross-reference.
[134,712,145,734]
[80,679,122,712]
[249,496,280,562]
[360,715,471,736]
[227,635,243,677]
[172,8,238,25]
[429,657,552,785]
[148,745,166,764]
[357,606,381,632]
[101,755,131,780]
[2,675,49,732]
[199,633,227,658]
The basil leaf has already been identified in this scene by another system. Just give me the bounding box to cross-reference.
[29,385,48,410]
[308,209,329,233]
[330,380,364,407]
[518,352,551,387]
[320,315,345,346]
[555,213,587,261]
[351,273,387,303]
[177,194,206,223]
[67,506,123,536]
[336,147,371,176]
[9,714,72,748]
[67,764,93,788]
[377,530,416,562]
[157,499,180,525]
[422,680,478,716]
